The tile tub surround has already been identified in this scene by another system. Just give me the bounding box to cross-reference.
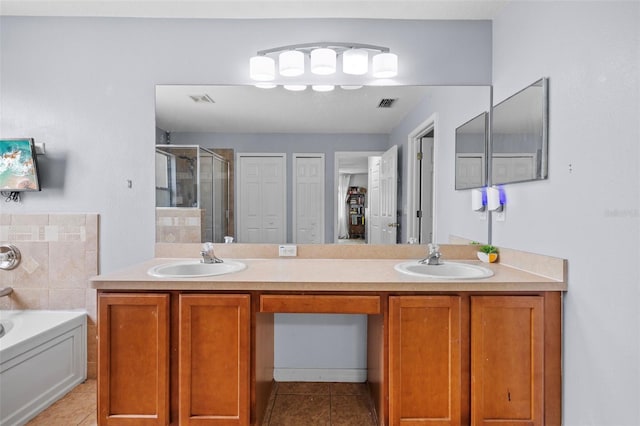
[0,213,99,378]
[156,207,205,243]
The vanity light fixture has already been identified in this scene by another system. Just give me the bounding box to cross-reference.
[249,42,398,84]
[311,84,335,92]
[310,48,337,75]
[284,84,307,91]
[255,82,277,89]
[372,52,399,78]
[249,56,275,81]
[279,50,305,77]
[343,49,369,75]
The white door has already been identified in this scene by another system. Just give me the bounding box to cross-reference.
[238,155,286,243]
[367,156,382,244]
[293,154,324,243]
[420,137,434,244]
[379,145,398,244]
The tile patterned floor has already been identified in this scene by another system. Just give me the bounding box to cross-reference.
[26,380,376,426]
[27,379,96,425]
[262,382,378,426]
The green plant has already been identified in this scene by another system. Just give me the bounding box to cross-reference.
[478,244,498,254]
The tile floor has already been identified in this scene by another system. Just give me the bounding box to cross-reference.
[262,382,377,426]
[27,379,96,425]
[26,380,377,426]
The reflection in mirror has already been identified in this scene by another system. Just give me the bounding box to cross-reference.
[491,77,549,185]
[155,145,231,243]
[155,85,491,245]
[455,112,487,190]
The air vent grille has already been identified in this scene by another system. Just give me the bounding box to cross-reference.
[377,98,397,108]
[189,94,215,104]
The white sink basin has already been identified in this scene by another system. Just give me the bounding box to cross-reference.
[394,261,493,280]
[148,260,246,278]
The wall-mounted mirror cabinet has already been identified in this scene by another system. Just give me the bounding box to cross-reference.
[455,112,487,190]
[491,77,549,185]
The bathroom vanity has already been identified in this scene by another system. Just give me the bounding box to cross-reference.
[91,244,567,426]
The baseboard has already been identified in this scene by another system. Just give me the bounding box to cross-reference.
[274,368,367,383]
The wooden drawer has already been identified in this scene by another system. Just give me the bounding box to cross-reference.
[260,294,381,314]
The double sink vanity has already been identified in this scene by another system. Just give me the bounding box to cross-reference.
[91,243,567,426]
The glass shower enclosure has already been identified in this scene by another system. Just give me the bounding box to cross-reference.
[155,145,230,243]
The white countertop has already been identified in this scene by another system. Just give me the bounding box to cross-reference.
[91,257,567,292]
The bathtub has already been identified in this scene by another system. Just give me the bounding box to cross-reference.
[0,310,87,426]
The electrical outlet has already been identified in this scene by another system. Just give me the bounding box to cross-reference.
[278,245,297,257]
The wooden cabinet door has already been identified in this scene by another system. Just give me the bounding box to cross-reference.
[471,296,544,426]
[178,294,250,425]
[98,293,170,426]
[389,295,462,425]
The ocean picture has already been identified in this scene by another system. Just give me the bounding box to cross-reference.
[0,139,40,191]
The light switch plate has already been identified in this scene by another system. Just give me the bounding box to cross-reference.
[278,245,297,257]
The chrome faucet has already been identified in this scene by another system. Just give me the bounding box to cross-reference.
[420,243,442,265]
[200,242,223,264]
[0,244,21,270]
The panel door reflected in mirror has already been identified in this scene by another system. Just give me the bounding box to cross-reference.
[455,112,487,190]
[491,78,549,185]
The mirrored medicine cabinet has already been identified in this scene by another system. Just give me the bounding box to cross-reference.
[454,77,549,190]
[491,77,549,185]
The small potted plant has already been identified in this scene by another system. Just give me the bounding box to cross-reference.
[477,245,499,263]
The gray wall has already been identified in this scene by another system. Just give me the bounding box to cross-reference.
[0,16,492,383]
[492,2,640,425]
[169,131,389,243]
[390,86,492,244]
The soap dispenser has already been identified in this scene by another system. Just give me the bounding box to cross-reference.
[487,186,505,212]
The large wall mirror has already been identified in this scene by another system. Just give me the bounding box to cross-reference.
[155,85,491,245]
[491,77,549,185]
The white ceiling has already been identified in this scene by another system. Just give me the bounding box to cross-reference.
[0,0,509,20]
[156,85,434,133]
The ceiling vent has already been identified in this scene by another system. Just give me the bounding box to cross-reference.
[377,98,397,108]
[189,94,215,104]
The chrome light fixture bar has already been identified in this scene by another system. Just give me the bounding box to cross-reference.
[249,42,398,86]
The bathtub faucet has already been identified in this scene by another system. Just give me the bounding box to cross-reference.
[0,244,21,270]
[200,242,223,264]
[0,287,13,297]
